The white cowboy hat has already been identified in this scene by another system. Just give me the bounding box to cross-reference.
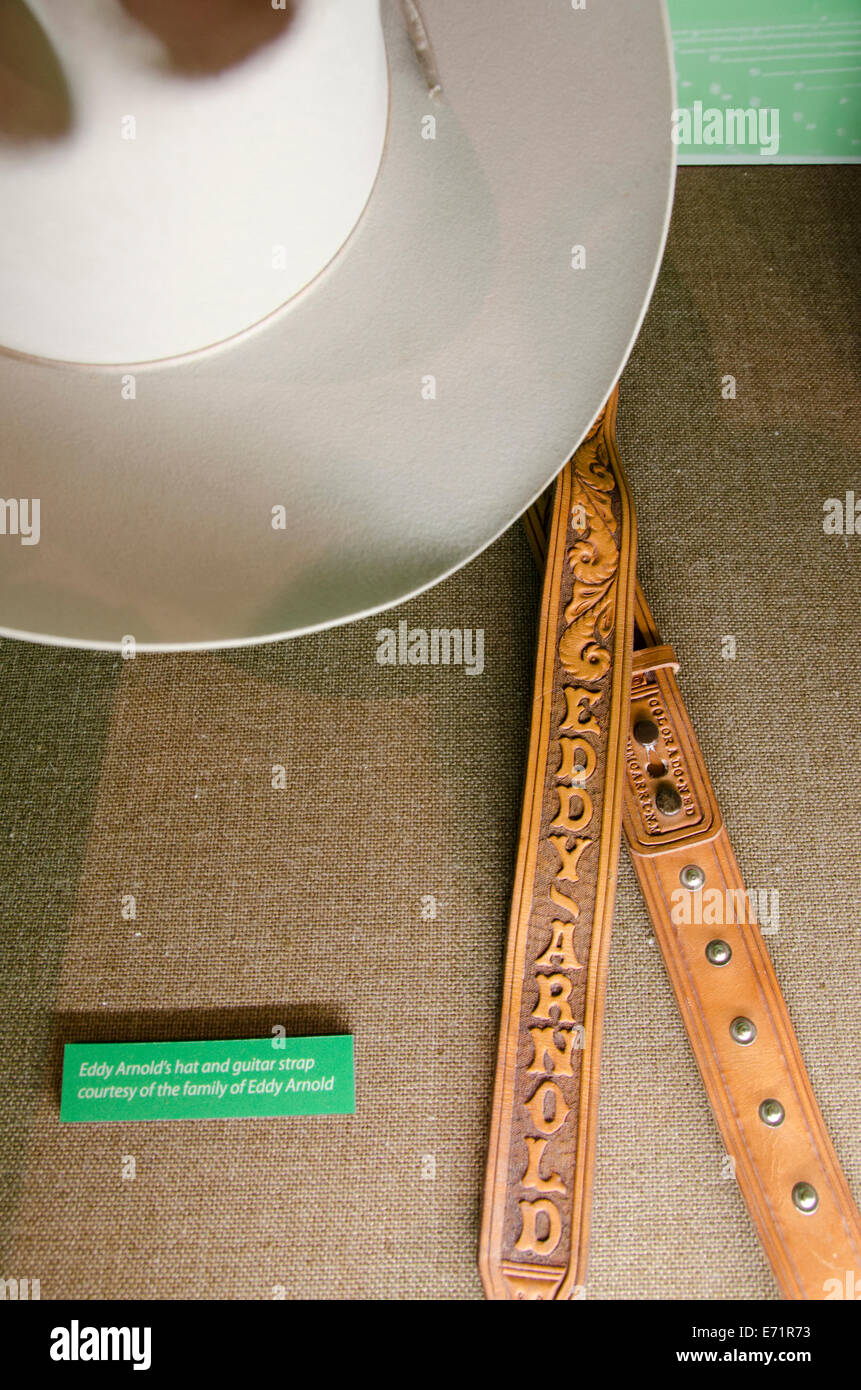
[0,0,675,649]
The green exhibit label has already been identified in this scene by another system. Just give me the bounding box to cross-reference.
[60,1035,355,1123]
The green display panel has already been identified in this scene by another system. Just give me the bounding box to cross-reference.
[669,0,861,161]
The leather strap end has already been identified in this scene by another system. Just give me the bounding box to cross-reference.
[624,591,861,1300]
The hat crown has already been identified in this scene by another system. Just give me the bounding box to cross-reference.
[1,0,389,363]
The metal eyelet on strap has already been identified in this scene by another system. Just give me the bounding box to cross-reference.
[792,1182,819,1214]
[705,939,731,966]
[680,864,706,891]
[730,1016,757,1045]
[758,1098,785,1127]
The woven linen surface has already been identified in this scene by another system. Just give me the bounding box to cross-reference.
[1,167,859,1301]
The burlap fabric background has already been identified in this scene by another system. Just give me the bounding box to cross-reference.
[1,167,858,1300]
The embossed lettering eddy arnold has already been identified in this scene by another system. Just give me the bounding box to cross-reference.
[480,406,636,1300]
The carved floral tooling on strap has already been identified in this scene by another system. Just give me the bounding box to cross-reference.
[559,425,620,682]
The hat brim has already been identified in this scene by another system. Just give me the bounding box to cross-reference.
[0,0,676,651]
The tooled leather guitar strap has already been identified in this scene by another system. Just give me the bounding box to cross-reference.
[480,388,861,1300]
[480,390,637,1300]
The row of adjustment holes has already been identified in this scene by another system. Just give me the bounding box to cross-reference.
[680,862,820,1217]
[633,718,676,811]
